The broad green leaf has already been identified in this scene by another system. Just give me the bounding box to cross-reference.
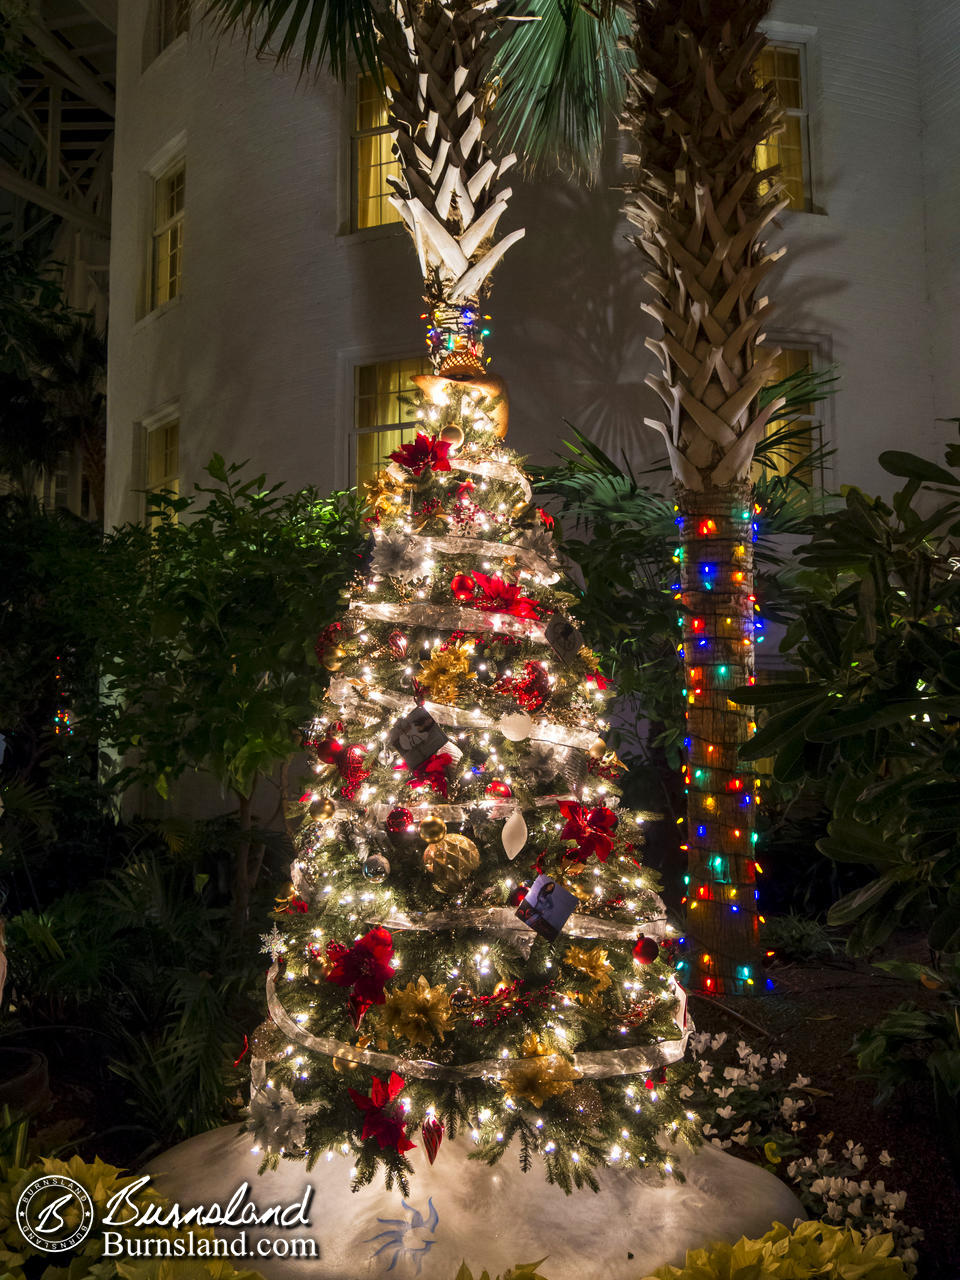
[827,876,896,927]
[879,449,960,487]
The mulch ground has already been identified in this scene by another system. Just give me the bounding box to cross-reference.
[690,952,960,1280]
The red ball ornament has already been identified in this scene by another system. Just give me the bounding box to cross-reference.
[485,779,512,798]
[316,738,343,765]
[386,806,414,835]
[451,573,476,601]
[388,629,408,658]
[633,935,660,965]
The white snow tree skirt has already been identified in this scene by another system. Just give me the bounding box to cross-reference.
[147,1125,803,1279]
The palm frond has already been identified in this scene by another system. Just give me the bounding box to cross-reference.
[203,0,382,83]
[494,0,631,179]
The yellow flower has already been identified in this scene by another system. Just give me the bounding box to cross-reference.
[375,975,454,1048]
[562,945,613,992]
[497,1032,581,1108]
[418,643,476,704]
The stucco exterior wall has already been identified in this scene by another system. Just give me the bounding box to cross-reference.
[106,1,958,526]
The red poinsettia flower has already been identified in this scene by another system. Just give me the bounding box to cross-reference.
[469,572,542,620]
[586,669,610,691]
[558,801,618,863]
[285,897,310,914]
[389,433,451,476]
[395,750,457,799]
[325,927,394,1009]
[348,1072,416,1153]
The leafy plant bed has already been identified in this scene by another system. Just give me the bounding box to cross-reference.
[689,942,960,1280]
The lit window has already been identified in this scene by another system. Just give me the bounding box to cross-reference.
[157,0,190,53]
[353,73,402,231]
[755,45,810,211]
[756,347,821,489]
[145,419,180,526]
[44,451,70,511]
[354,357,427,488]
[151,162,184,309]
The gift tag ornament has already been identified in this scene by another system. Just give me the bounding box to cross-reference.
[421,1113,445,1164]
[500,711,533,742]
[501,809,528,860]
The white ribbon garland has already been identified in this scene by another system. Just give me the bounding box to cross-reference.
[328,675,599,752]
[262,963,690,1083]
[373,528,559,582]
[349,598,548,641]
[454,456,532,503]
[375,905,671,945]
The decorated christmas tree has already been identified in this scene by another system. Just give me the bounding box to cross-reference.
[249,374,695,1193]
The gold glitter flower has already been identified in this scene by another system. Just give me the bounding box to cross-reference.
[498,1031,581,1108]
[364,469,407,519]
[418,643,476,704]
[563,945,613,993]
[375,975,454,1048]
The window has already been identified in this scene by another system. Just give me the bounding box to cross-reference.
[151,162,184,309]
[157,0,190,53]
[44,452,70,511]
[352,73,402,231]
[354,357,427,488]
[757,347,821,488]
[755,44,811,211]
[145,419,180,526]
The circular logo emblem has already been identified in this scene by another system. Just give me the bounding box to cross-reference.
[16,1175,95,1252]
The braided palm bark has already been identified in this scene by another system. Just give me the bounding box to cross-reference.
[381,0,524,377]
[621,0,787,994]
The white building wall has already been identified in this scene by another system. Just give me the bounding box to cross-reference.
[106,1,958,526]
[918,0,960,434]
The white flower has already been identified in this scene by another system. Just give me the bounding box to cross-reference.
[846,1198,863,1219]
[825,1201,844,1220]
[370,533,424,582]
[249,1083,306,1152]
[770,1051,787,1071]
[678,1084,693,1099]
[716,1105,734,1119]
[715,1086,734,1099]
[879,1149,894,1166]
[698,1062,714,1082]
[710,1033,728,1050]
[780,1096,802,1119]
[790,1074,811,1089]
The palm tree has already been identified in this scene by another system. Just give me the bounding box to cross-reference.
[208,0,524,395]
[499,0,787,994]
[619,0,785,995]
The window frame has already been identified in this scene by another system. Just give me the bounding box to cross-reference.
[757,24,820,214]
[352,354,429,489]
[756,336,832,496]
[141,403,182,528]
[150,159,185,312]
[157,0,190,54]
[350,71,404,233]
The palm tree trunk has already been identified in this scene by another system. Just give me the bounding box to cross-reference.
[678,481,759,994]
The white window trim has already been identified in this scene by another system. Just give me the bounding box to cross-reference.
[337,70,405,241]
[139,399,182,523]
[763,331,834,496]
[336,345,425,492]
[759,22,822,216]
[138,134,186,319]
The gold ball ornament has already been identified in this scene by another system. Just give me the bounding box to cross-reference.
[439,423,465,451]
[418,814,448,843]
[450,983,475,1012]
[322,645,346,672]
[309,795,336,819]
[305,956,329,985]
[422,833,480,892]
[588,738,607,760]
